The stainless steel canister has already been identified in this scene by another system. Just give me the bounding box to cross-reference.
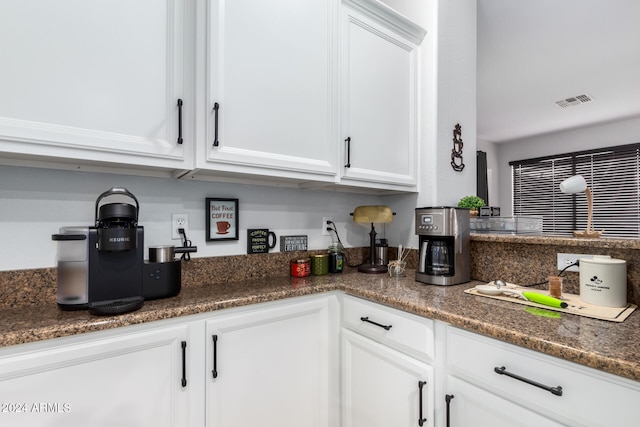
[149,246,176,263]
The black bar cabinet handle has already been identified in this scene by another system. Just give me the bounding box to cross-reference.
[344,137,351,168]
[177,99,183,144]
[212,335,218,379]
[445,394,454,427]
[213,102,220,146]
[181,341,187,387]
[360,316,392,331]
[494,366,563,396]
[418,380,427,426]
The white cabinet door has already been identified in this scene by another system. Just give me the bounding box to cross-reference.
[0,324,193,427]
[0,0,191,170]
[341,329,434,427]
[445,325,640,427]
[339,5,419,189]
[202,0,338,182]
[205,297,335,427]
[445,376,564,427]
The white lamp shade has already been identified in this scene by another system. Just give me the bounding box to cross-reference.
[559,175,588,194]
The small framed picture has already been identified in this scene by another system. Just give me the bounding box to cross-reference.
[206,198,239,241]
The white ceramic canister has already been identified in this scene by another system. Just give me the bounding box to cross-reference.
[579,255,627,307]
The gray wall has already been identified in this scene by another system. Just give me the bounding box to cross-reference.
[494,116,640,216]
[0,165,392,271]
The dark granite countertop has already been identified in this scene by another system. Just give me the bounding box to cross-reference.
[471,232,640,249]
[1,269,639,383]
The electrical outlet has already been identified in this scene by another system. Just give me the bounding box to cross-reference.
[172,213,189,240]
[557,253,593,272]
[322,217,333,236]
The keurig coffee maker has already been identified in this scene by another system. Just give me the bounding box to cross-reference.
[53,187,145,315]
[415,207,470,286]
[53,187,196,314]
[88,187,145,314]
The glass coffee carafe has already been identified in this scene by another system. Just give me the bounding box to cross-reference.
[429,240,451,275]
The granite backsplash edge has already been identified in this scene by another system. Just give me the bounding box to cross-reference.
[471,234,640,306]
[0,247,371,309]
[2,235,639,308]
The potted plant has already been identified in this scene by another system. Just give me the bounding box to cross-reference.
[457,195,485,216]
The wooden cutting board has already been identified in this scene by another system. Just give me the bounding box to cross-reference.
[465,282,637,322]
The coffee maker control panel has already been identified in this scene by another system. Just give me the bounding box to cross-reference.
[416,211,446,235]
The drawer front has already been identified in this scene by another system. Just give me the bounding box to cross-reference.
[446,375,564,427]
[446,326,640,427]
[342,295,434,360]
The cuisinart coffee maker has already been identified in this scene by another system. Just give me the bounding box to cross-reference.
[415,207,470,286]
[52,187,145,315]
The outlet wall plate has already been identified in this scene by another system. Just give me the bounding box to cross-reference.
[172,213,189,240]
[557,253,593,272]
[322,217,333,236]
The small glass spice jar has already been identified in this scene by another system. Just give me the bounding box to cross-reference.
[548,276,563,299]
[291,258,311,277]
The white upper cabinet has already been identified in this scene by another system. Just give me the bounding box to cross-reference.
[0,0,192,170]
[199,0,338,182]
[338,0,425,190]
[0,0,428,192]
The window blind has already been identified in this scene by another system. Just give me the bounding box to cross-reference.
[510,143,640,238]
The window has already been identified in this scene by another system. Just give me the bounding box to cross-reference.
[511,143,640,238]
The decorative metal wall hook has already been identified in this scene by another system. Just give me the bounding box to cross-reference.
[451,123,465,172]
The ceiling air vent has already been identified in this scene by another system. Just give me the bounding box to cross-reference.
[555,94,594,108]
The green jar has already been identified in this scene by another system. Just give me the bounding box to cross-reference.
[310,254,329,275]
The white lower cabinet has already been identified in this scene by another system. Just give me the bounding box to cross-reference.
[0,322,194,427]
[442,325,640,427]
[342,329,434,427]
[205,296,338,427]
[2,294,640,427]
[444,376,564,427]
[340,295,435,427]
[341,297,640,427]
[0,294,337,427]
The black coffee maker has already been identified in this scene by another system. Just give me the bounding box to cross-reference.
[87,187,145,315]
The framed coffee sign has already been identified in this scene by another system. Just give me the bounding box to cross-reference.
[206,198,239,241]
